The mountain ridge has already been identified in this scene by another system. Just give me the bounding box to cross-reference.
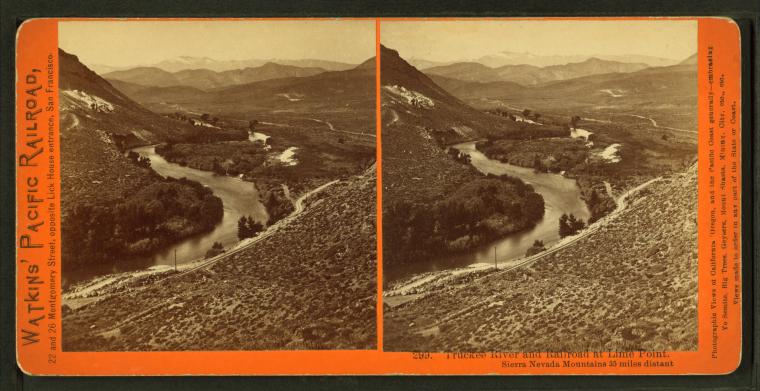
[89,56,357,74]
[475,51,681,68]
[425,57,650,86]
[105,62,329,90]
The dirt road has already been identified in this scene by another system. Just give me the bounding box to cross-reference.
[309,118,376,138]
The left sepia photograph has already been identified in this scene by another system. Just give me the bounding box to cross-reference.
[58,20,378,351]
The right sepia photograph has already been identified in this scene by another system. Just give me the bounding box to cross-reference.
[381,20,698,352]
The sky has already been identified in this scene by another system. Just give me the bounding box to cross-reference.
[59,20,376,68]
[380,19,697,63]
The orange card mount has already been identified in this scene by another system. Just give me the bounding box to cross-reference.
[15,17,742,376]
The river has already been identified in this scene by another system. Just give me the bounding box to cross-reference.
[73,145,269,280]
[134,145,268,267]
[387,141,590,282]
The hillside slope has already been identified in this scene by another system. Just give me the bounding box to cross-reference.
[385,165,698,352]
[381,45,549,278]
[59,49,243,279]
[108,58,377,134]
[62,169,377,350]
[60,49,245,144]
[436,59,696,122]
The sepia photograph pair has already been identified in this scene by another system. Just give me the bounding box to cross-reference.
[59,19,697,353]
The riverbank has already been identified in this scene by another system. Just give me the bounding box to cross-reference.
[130,145,267,266]
[385,140,589,284]
[474,136,619,223]
[384,165,696,352]
[62,146,226,284]
[384,171,663,308]
[68,117,372,290]
[62,177,341,309]
[62,169,376,351]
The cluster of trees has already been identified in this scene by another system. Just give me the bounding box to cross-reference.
[570,115,582,129]
[167,112,190,121]
[126,150,151,168]
[522,109,541,122]
[237,215,264,240]
[485,108,543,123]
[485,109,515,120]
[200,113,219,125]
[384,176,545,268]
[62,177,224,272]
[586,189,603,222]
[532,156,548,173]
[205,241,225,259]
[559,213,586,238]
[183,127,249,143]
[499,126,570,140]
[582,186,617,224]
[447,148,471,164]
[477,138,587,174]
[166,112,232,131]
[526,239,547,257]
[110,133,142,151]
[428,127,468,147]
[263,189,294,226]
[167,111,219,126]
[211,159,228,176]
[155,143,268,177]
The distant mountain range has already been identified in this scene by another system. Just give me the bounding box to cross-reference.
[104,63,329,90]
[423,57,652,86]
[89,56,357,74]
[473,51,681,68]
[105,55,376,123]
[402,51,685,77]
[59,49,243,145]
[428,53,697,118]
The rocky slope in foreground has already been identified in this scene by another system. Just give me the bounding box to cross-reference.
[62,169,377,351]
[385,165,697,352]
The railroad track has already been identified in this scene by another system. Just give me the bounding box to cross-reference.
[397,177,663,334]
[66,179,340,306]
[159,179,340,279]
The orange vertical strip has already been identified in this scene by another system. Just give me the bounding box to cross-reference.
[16,19,59,375]
[696,17,742,374]
[375,18,384,351]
